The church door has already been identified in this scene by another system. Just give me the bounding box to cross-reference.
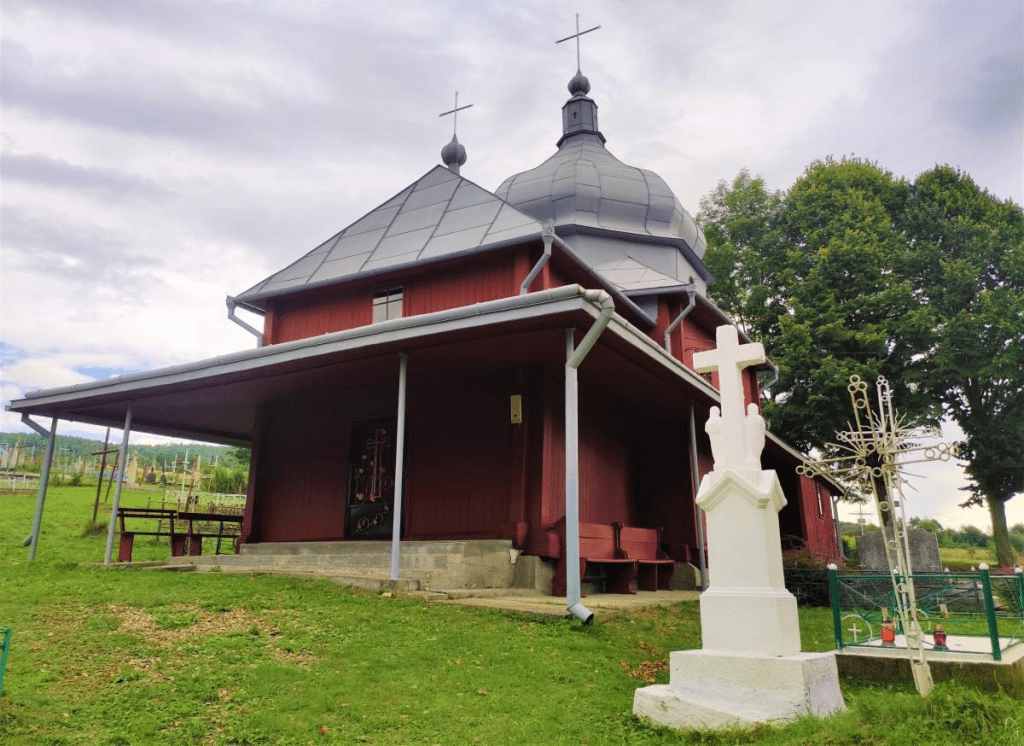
[346,418,399,539]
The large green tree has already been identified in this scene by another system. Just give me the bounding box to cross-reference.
[700,160,1024,563]
[903,166,1024,565]
[700,158,937,453]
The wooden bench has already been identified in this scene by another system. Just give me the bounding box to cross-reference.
[548,518,637,596]
[117,507,178,562]
[175,511,244,557]
[615,524,675,591]
[116,507,243,561]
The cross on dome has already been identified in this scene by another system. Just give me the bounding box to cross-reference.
[439,91,472,174]
[439,91,473,136]
[556,13,601,74]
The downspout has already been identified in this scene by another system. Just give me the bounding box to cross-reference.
[564,290,616,625]
[226,296,264,347]
[663,287,697,355]
[832,492,844,561]
[519,221,555,295]
[760,359,779,392]
[390,353,408,580]
[104,403,133,565]
[688,405,708,590]
[22,414,57,561]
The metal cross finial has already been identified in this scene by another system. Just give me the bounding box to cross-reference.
[556,12,601,72]
[439,92,473,135]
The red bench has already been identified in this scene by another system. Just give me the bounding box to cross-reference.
[616,524,675,591]
[116,507,242,561]
[117,508,179,562]
[548,518,637,596]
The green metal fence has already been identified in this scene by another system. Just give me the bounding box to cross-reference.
[828,566,1024,662]
[0,627,11,695]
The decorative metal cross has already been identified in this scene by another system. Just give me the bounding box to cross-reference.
[439,92,473,136]
[847,619,865,643]
[556,13,601,72]
[365,428,392,501]
[798,374,953,697]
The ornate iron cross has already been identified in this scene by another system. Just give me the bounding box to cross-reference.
[798,374,953,696]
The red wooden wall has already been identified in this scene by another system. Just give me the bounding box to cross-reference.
[404,373,516,539]
[267,254,522,345]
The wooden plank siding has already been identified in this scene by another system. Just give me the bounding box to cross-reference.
[266,254,521,345]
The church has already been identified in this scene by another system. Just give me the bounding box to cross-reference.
[9,56,841,590]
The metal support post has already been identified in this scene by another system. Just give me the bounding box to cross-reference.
[828,563,843,650]
[390,353,408,580]
[24,416,58,561]
[104,404,134,565]
[979,563,1001,661]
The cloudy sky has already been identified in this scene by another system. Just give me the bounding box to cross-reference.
[2,0,1022,529]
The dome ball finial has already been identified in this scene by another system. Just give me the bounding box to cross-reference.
[568,70,591,97]
[441,133,467,174]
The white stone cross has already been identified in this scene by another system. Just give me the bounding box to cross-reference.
[693,325,766,470]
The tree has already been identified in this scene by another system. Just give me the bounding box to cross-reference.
[700,158,938,453]
[698,170,788,346]
[698,161,1022,555]
[903,166,1024,566]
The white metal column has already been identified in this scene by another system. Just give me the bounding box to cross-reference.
[390,353,408,580]
[104,404,134,564]
[25,416,58,561]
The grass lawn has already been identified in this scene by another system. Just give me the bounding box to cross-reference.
[2,487,1023,744]
[939,546,1000,569]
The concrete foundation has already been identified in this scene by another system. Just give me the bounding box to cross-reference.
[837,639,1024,694]
[633,649,845,730]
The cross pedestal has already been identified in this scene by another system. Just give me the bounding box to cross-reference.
[633,325,844,729]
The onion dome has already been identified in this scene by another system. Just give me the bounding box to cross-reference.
[495,73,708,274]
[441,134,467,175]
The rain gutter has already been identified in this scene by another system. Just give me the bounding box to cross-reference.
[564,289,616,625]
[10,285,600,410]
[662,287,696,355]
[519,222,555,295]
[226,296,265,347]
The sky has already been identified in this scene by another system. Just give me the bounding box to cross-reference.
[2,0,1022,530]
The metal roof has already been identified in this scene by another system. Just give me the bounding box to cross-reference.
[494,133,707,259]
[594,256,689,294]
[234,166,544,305]
[8,285,719,445]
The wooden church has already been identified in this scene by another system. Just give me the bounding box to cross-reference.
[10,63,841,588]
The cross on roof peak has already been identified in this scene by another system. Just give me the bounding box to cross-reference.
[556,12,601,73]
[439,91,473,136]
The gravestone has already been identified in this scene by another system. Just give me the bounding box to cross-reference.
[633,325,845,729]
[857,529,942,573]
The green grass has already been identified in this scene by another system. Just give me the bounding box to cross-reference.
[939,546,1000,569]
[2,487,1024,744]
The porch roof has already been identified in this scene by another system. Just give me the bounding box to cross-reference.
[8,285,722,447]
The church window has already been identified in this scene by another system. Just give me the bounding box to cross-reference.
[372,288,403,322]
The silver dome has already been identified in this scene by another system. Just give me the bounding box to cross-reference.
[494,132,706,259]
